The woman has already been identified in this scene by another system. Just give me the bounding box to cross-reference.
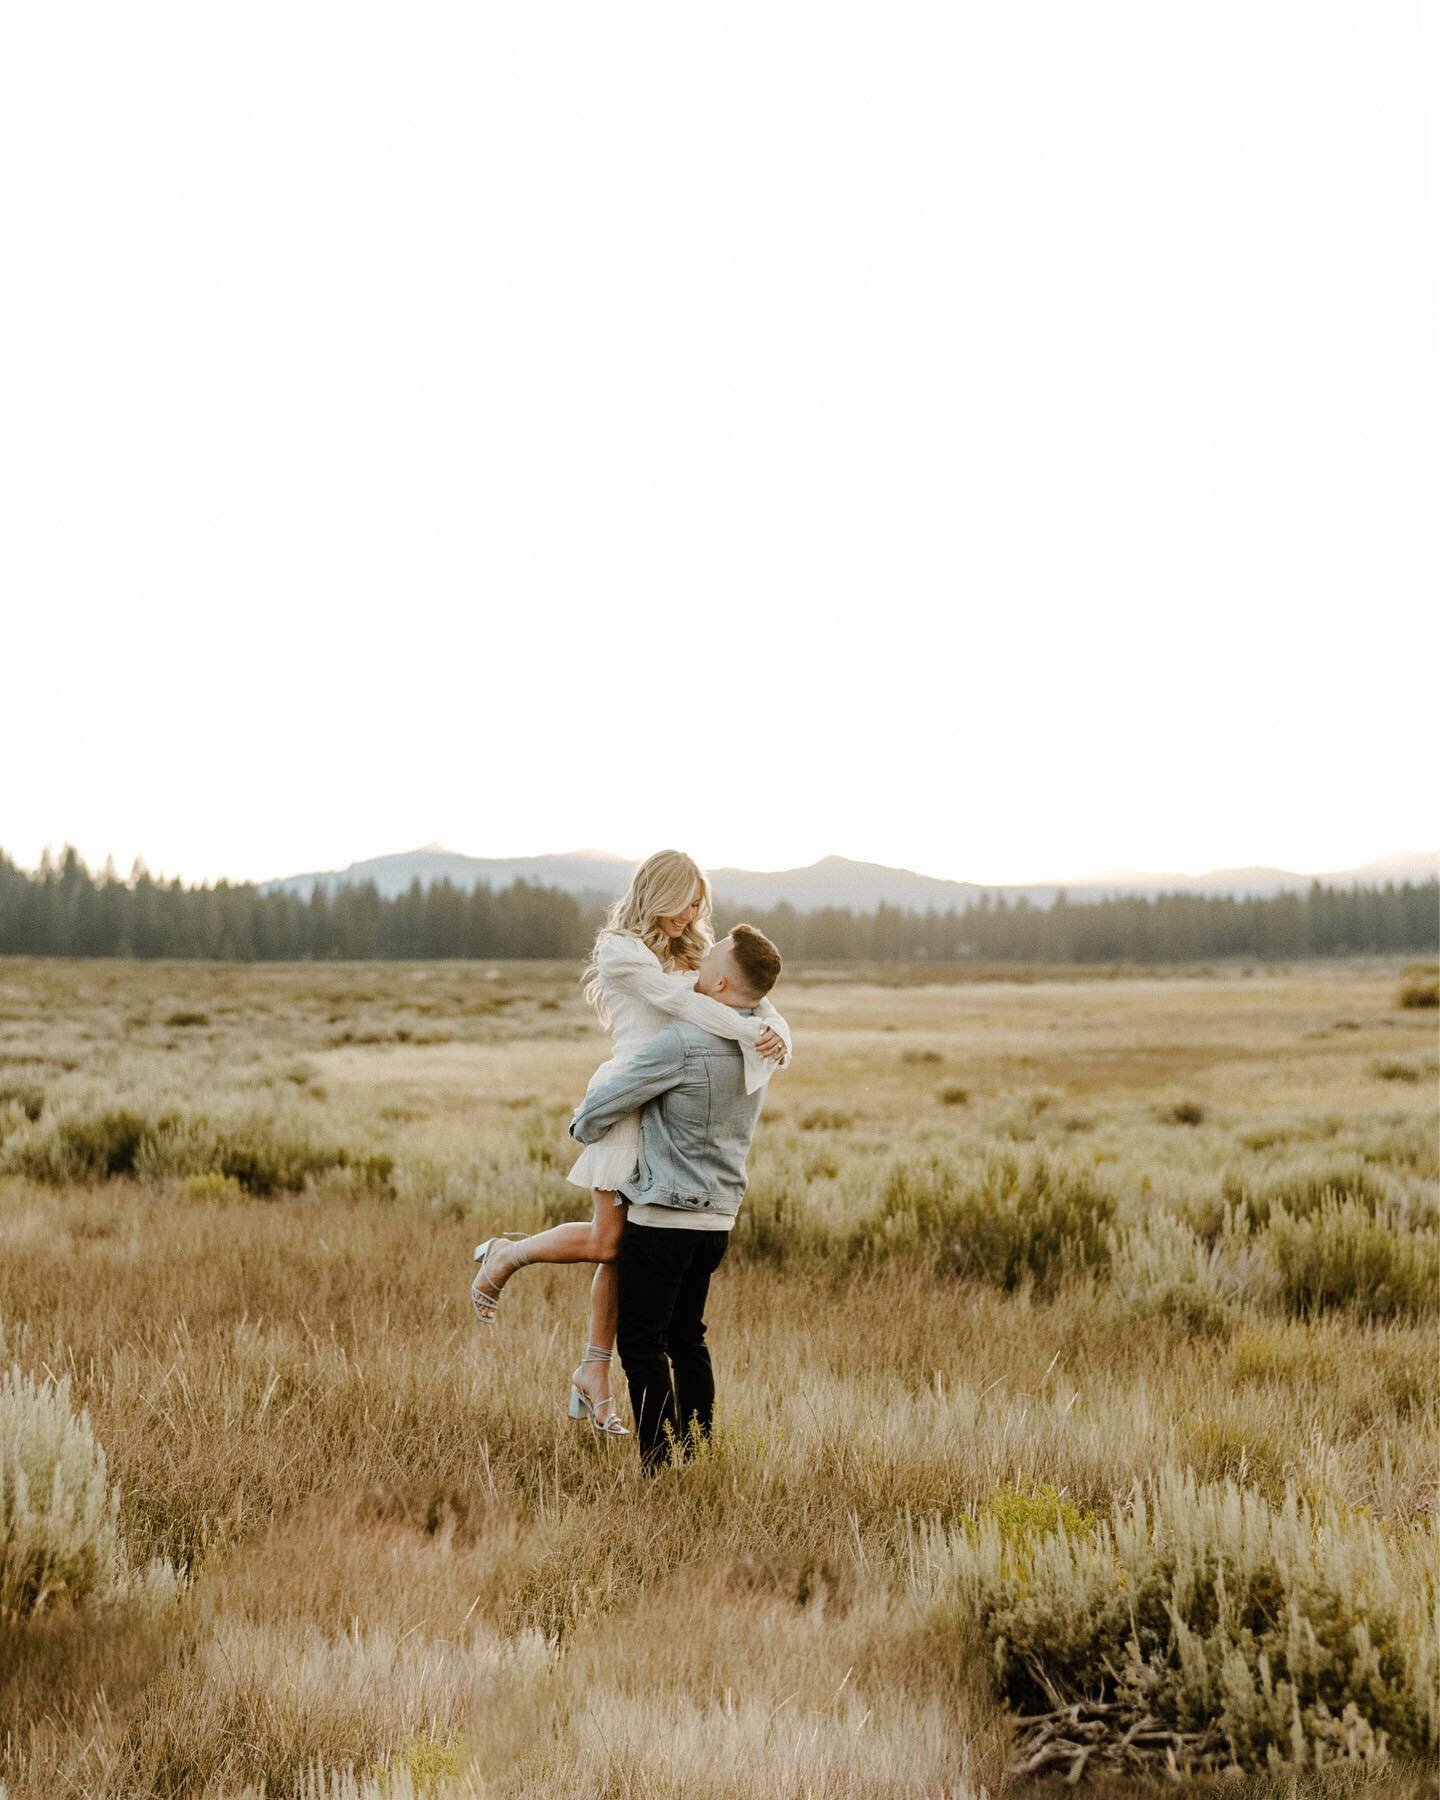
[470,849,791,1435]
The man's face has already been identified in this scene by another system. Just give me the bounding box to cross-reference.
[694,935,734,998]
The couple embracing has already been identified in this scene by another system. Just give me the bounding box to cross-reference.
[470,850,791,1471]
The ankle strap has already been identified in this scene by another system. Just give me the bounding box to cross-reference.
[581,1344,612,1364]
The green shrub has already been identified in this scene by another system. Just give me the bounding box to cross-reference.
[181,1171,246,1201]
[878,1148,1114,1291]
[973,1482,1091,1553]
[1265,1198,1438,1320]
[1,1364,177,1622]
[920,1465,1439,1775]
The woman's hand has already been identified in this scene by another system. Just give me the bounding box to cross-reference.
[756,1026,786,1062]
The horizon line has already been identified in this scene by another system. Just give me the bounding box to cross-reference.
[8,840,1438,893]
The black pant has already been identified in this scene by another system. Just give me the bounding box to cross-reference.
[615,1221,730,1473]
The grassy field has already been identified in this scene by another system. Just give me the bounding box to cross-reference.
[0,956,1436,1798]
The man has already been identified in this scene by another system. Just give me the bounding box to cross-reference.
[567,923,785,1472]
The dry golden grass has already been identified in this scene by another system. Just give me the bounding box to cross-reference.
[0,956,1436,1797]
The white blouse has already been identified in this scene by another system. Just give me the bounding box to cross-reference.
[593,930,793,1095]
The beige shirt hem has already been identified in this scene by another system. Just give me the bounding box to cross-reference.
[625,1202,737,1232]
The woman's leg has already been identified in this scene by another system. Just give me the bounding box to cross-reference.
[483,1189,623,1293]
[574,1258,621,1414]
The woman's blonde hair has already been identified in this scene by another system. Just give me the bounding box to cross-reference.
[581,849,714,1027]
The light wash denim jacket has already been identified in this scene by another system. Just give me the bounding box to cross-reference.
[569,1014,766,1218]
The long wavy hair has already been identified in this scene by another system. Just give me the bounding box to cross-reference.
[581,849,714,1028]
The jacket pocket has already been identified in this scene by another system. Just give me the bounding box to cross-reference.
[664,1085,711,1140]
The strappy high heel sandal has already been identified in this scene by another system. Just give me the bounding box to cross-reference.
[568,1345,630,1437]
[470,1233,528,1325]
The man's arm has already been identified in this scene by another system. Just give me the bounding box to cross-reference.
[570,1027,688,1144]
[598,932,772,1048]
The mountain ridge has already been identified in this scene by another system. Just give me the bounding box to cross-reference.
[257,847,1440,910]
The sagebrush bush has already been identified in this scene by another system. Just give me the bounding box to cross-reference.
[798,1107,854,1131]
[1396,964,1439,1010]
[26,1110,160,1182]
[0,1084,45,1126]
[139,1114,395,1197]
[1371,1059,1427,1084]
[1219,1161,1395,1231]
[1107,1210,1242,1336]
[877,1147,1114,1291]
[1264,1197,1438,1320]
[0,1106,395,1198]
[920,1465,1440,1774]
[731,1140,859,1266]
[0,1365,175,1622]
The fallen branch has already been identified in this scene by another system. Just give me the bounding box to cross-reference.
[1006,1703,1228,1784]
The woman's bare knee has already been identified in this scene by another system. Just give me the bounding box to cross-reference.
[591,1222,623,1264]
[589,1191,625,1264]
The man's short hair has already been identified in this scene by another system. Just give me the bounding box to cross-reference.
[728,923,782,999]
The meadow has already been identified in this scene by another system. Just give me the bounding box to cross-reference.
[0,956,1436,1798]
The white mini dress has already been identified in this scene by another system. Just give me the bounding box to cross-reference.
[566,931,793,1196]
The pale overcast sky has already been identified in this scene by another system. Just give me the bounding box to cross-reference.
[2,4,1436,888]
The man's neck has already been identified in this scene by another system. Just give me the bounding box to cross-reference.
[696,984,755,1012]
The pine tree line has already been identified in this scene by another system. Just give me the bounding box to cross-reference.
[0,848,593,961]
[0,846,1434,964]
[730,882,1439,964]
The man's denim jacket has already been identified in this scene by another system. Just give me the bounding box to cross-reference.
[569,1014,766,1219]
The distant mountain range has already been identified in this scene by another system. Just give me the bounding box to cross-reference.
[258,846,1440,911]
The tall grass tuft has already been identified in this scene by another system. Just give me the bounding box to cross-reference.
[131,1619,549,1797]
